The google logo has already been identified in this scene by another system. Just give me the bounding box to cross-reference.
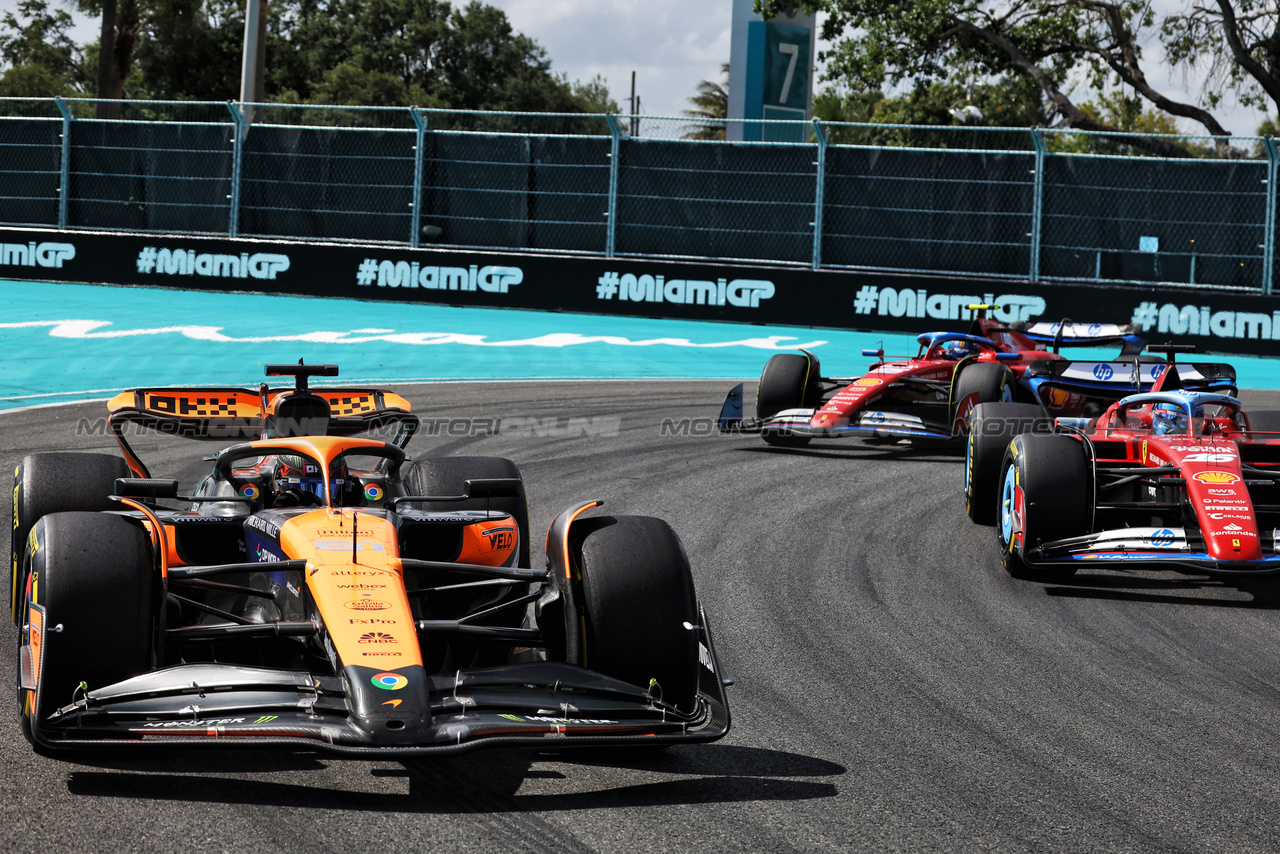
[371,672,408,691]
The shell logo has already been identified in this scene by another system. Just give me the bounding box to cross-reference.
[1193,471,1241,484]
[854,378,882,387]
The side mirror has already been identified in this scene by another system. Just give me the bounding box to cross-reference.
[464,478,522,499]
[115,478,179,499]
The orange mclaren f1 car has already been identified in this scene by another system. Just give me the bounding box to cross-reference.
[12,363,730,755]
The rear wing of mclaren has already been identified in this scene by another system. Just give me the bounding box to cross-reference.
[107,381,418,477]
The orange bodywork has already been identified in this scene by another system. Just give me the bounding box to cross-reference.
[283,509,424,671]
[158,435,514,672]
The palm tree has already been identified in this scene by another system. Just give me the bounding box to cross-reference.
[67,0,142,117]
[683,62,727,140]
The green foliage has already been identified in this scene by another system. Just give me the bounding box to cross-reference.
[131,0,244,100]
[761,0,1273,152]
[0,0,88,94]
[1047,91,1215,155]
[682,62,728,140]
[1,0,615,122]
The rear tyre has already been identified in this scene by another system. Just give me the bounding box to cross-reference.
[965,403,1049,526]
[953,362,1015,427]
[996,434,1089,581]
[757,353,819,447]
[401,456,531,670]
[18,512,154,748]
[574,515,700,714]
[402,456,530,568]
[11,453,131,625]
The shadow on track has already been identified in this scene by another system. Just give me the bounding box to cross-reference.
[63,745,844,812]
[737,444,963,463]
[1039,572,1280,610]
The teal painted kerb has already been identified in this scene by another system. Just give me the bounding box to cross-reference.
[1,280,1277,410]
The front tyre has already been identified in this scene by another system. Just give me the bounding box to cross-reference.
[996,434,1089,581]
[965,402,1049,526]
[757,353,820,448]
[573,515,700,714]
[11,453,131,625]
[18,513,154,748]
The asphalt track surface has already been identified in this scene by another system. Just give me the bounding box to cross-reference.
[6,380,1280,853]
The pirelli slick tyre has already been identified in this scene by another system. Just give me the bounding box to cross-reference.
[573,515,700,715]
[402,456,530,568]
[757,353,820,448]
[996,434,1089,581]
[401,456,531,670]
[11,453,131,625]
[18,513,154,749]
[952,362,1015,426]
[965,403,1050,526]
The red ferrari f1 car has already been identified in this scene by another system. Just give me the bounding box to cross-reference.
[964,352,1280,579]
[718,306,1147,447]
[13,363,730,755]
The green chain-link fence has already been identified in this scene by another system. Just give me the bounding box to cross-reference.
[0,98,1274,293]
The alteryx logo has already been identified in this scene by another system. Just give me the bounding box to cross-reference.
[1149,529,1175,547]
[1093,364,1114,381]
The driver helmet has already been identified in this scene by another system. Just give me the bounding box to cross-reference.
[272,454,346,503]
[1152,403,1189,436]
[938,339,980,360]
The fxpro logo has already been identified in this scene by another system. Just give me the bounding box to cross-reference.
[852,286,1045,322]
[136,247,290,280]
[356,259,522,293]
[595,271,773,308]
[1132,301,1280,341]
[1,242,75,269]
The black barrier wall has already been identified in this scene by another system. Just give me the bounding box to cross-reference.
[2,227,1278,358]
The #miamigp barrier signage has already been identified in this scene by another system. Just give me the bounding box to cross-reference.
[2,227,1278,357]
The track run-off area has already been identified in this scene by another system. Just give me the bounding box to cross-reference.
[4,279,1280,852]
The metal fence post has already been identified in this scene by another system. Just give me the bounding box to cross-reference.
[1263,135,1277,296]
[1029,128,1046,282]
[226,101,245,238]
[54,97,72,229]
[811,119,827,270]
[409,107,426,248]
[604,114,621,258]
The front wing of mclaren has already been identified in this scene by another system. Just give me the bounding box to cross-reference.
[26,617,731,756]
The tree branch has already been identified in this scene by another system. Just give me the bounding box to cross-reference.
[949,19,1198,157]
[1215,0,1280,106]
